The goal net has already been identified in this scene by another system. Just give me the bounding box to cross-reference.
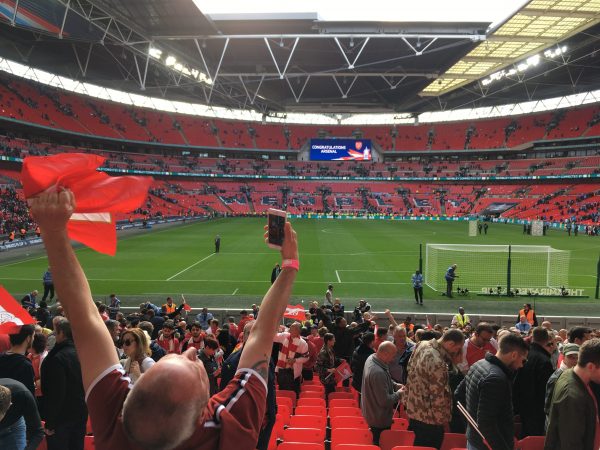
[425,244,570,293]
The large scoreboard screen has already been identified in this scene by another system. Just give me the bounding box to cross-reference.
[309,139,372,161]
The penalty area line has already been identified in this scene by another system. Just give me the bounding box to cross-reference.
[166,253,215,281]
[232,288,239,295]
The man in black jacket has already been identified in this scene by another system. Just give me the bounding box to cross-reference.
[40,318,88,450]
[456,334,528,450]
[330,317,371,387]
[351,332,375,393]
[513,327,555,438]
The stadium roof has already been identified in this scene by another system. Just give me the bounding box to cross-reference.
[0,0,598,117]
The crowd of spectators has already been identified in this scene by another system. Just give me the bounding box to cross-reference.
[1,191,600,450]
[4,275,600,448]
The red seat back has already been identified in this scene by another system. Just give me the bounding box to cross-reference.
[330,406,362,418]
[330,416,369,429]
[282,427,323,444]
[440,433,467,450]
[379,430,415,450]
[330,428,373,447]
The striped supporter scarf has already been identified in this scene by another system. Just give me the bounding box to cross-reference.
[276,335,299,370]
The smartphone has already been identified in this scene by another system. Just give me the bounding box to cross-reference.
[267,208,287,249]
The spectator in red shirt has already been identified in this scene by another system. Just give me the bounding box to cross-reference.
[237,310,252,336]
[156,320,180,354]
[458,322,496,374]
[30,189,300,450]
[374,327,389,350]
[180,322,205,352]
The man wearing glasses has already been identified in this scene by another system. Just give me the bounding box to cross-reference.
[513,327,555,438]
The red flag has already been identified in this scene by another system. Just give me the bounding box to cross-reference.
[333,360,353,384]
[0,286,36,333]
[21,153,152,255]
[183,303,191,312]
[283,304,306,322]
[426,314,432,330]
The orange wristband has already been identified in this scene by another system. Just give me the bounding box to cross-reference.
[282,259,300,271]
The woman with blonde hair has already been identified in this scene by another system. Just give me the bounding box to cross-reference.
[120,328,155,384]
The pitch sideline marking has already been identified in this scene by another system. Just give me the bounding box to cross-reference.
[166,253,215,281]
[232,288,239,295]
[335,270,341,283]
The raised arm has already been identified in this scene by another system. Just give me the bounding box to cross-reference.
[385,309,399,328]
[29,190,119,391]
[238,221,298,380]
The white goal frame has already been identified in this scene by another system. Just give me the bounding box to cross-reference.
[424,243,570,293]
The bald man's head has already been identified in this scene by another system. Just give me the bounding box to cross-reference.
[377,341,397,364]
[122,348,209,449]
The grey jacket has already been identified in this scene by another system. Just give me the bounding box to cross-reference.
[361,354,401,428]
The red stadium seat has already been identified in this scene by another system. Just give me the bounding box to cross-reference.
[37,437,47,450]
[282,427,323,444]
[294,405,327,417]
[330,416,369,429]
[379,430,415,450]
[391,418,409,431]
[277,390,297,407]
[328,391,354,401]
[391,447,436,450]
[276,412,290,427]
[329,398,359,408]
[330,406,362,418]
[440,433,466,450]
[299,391,324,399]
[277,396,294,413]
[297,397,327,408]
[331,428,373,448]
[301,384,325,392]
[83,436,95,450]
[333,445,380,450]
[516,436,545,450]
[288,415,327,438]
[278,404,291,421]
[278,443,325,450]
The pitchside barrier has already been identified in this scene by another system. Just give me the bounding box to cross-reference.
[114,307,598,331]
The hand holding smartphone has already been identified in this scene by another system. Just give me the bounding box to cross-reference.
[267,208,286,249]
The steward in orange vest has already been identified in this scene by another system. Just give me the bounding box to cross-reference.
[517,304,538,327]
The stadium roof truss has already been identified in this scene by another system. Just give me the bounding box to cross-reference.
[420,0,600,97]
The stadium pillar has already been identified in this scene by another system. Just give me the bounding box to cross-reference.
[596,256,600,300]
[419,243,423,274]
[507,245,512,296]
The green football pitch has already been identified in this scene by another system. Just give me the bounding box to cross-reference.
[1,218,599,316]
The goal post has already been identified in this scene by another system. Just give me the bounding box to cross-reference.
[425,244,570,293]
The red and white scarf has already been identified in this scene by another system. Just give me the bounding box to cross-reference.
[277,335,300,369]
[158,334,179,354]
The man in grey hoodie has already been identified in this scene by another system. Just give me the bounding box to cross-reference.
[361,341,405,445]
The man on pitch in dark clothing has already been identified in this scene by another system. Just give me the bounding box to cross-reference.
[271,263,281,284]
[412,270,424,305]
[215,234,221,253]
[42,267,54,302]
[445,264,458,298]
[41,318,88,450]
[0,379,44,450]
